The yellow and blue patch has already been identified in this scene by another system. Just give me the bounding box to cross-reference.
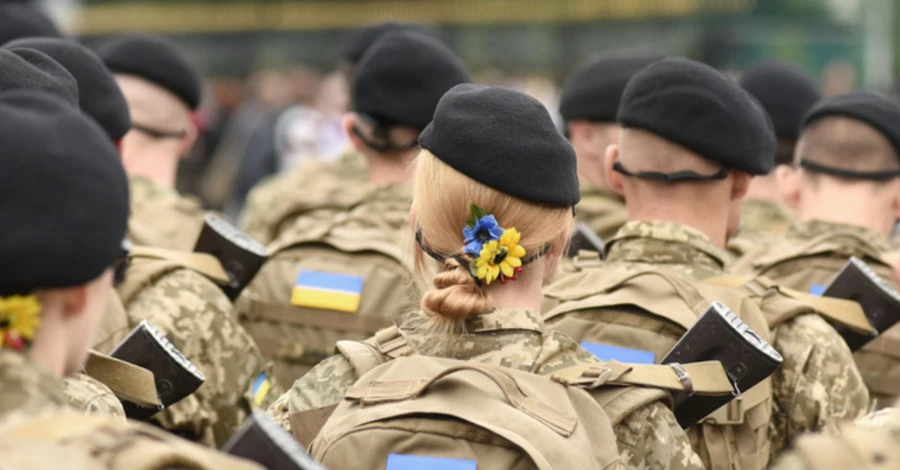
[291,270,364,313]
[251,372,272,407]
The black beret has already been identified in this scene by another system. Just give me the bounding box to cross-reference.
[419,84,580,207]
[353,31,469,130]
[740,62,821,140]
[618,57,776,175]
[96,34,201,110]
[6,38,131,140]
[0,3,60,46]
[0,91,129,295]
[559,50,665,122]
[802,91,900,156]
[341,22,445,66]
[0,47,77,106]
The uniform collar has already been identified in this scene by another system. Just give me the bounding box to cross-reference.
[786,220,893,253]
[465,308,544,334]
[0,350,67,416]
[605,220,728,273]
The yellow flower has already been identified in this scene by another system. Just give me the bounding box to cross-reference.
[0,295,41,343]
[474,228,526,285]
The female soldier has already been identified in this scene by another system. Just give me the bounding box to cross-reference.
[268,84,704,470]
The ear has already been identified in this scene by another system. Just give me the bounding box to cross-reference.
[342,113,365,152]
[60,285,89,320]
[730,171,752,201]
[775,165,802,210]
[604,143,624,196]
[178,122,200,159]
[890,181,900,222]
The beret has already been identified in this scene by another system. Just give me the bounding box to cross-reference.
[618,57,776,175]
[341,22,445,66]
[96,34,201,110]
[0,91,129,295]
[802,91,900,157]
[0,3,60,46]
[740,62,821,140]
[420,84,580,207]
[6,38,131,140]
[559,50,665,122]
[0,47,78,106]
[353,31,469,130]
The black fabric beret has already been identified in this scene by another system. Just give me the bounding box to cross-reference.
[419,84,580,207]
[353,31,469,130]
[0,3,60,46]
[96,34,201,110]
[802,91,900,156]
[740,62,821,140]
[6,38,131,140]
[342,22,445,66]
[0,47,77,106]
[618,57,776,175]
[0,91,129,295]
[559,50,665,122]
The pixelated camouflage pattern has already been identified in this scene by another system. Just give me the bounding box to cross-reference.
[121,261,281,447]
[577,183,629,240]
[91,294,132,355]
[240,149,370,245]
[128,175,207,251]
[62,373,125,420]
[604,220,729,279]
[739,200,794,239]
[854,403,900,430]
[268,308,703,470]
[0,350,68,425]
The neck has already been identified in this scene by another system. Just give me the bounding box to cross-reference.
[577,151,608,190]
[627,203,728,248]
[126,154,179,190]
[366,150,417,186]
[798,186,895,236]
[483,271,544,311]
[27,313,67,378]
[744,174,782,204]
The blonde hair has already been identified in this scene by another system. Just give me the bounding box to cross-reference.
[412,150,573,324]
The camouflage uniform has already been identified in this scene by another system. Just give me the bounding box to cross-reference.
[240,149,369,245]
[267,308,705,470]
[583,221,869,456]
[576,182,629,240]
[734,220,899,406]
[62,373,125,420]
[727,200,794,259]
[115,260,281,447]
[0,350,68,424]
[128,175,207,251]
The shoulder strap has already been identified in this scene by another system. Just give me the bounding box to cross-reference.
[130,246,229,285]
[83,351,159,408]
[116,257,183,306]
[551,360,733,395]
[752,229,888,270]
[335,326,413,378]
[703,274,873,335]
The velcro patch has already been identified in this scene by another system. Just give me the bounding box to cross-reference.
[251,372,272,407]
[387,454,477,470]
[809,284,826,296]
[291,270,363,313]
[580,342,655,364]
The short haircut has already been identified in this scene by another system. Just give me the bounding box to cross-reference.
[796,116,900,179]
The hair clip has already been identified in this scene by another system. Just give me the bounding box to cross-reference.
[0,295,41,351]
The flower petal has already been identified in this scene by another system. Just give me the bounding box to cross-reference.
[506,256,522,268]
[510,245,526,258]
[500,261,514,277]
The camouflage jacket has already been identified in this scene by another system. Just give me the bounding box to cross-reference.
[0,351,69,424]
[727,200,794,260]
[240,149,370,245]
[576,183,629,240]
[116,260,281,447]
[62,373,125,420]
[267,308,704,470]
[600,221,869,455]
[128,176,207,251]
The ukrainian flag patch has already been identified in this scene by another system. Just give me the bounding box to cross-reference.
[251,372,272,407]
[291,270,363,313]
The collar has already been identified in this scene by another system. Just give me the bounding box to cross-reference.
[786,220,893,253]
[605,220,728,272]
[465,308,544,334]
[0,350,67,414]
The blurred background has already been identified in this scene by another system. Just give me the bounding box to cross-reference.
[34,0,898,212]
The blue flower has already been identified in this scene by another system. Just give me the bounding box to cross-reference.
[463,215,504,255]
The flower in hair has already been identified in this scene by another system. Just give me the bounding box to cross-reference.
[474,227,526,285]
[463,204,504,256]
[0,295,41,352]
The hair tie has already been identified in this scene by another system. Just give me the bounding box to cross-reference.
[416,203,550,285]
[0,295,41,352]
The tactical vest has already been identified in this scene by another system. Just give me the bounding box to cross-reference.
[542,268,774,470]
[734,230,900,404]
[236,210,417,388]
[0,413,263,470]
[297,326,730,470]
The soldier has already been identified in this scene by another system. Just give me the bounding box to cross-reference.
[239,22,443,245]
[0,89,262,470]
[267,84,706,470]
[734,92,900,406]
[542,58,869,467]
[728,62,822,256]
[237,30,470,386]
[95,34,207,251]
[558,50,663,239]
